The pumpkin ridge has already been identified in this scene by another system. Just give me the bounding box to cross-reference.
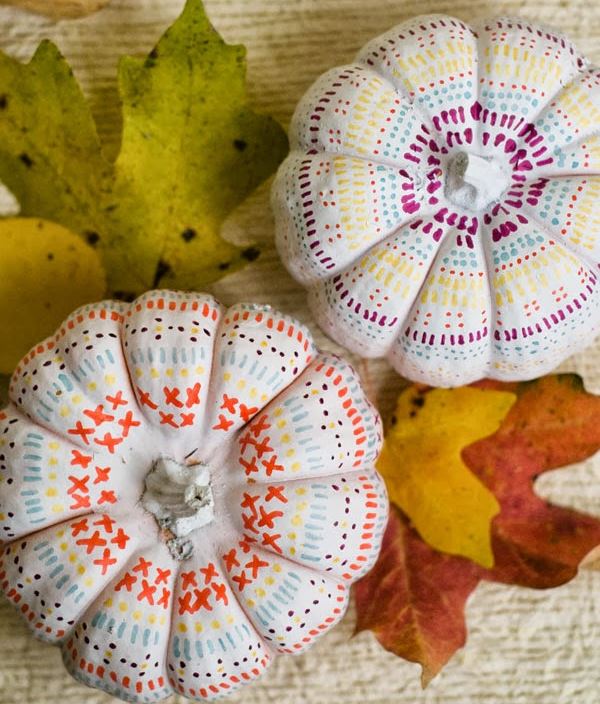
[306,211,441,355]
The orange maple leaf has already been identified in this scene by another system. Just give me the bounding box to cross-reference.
[355,375,600,686]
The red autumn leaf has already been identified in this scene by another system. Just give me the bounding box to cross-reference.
[355,506,479,686]
[471,375,600,587]
[355,374,600,685]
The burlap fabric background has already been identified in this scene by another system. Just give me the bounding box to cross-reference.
[0,1,599,702]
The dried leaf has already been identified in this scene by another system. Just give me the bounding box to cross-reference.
[0,41,111,235]
[0,0,287,296]
[0,218,105,373]
[356,375,600,685]
[468,375,600,587]
[378,386,515,567]
[355,506,479,686]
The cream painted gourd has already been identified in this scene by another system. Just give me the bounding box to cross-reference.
[272,15,600,386]
[0,290,387,702]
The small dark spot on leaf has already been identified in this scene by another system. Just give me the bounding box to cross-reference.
[411,395,425,408]
[145,47,159,67]
[233,139,247,152]
[241,246,260,262]
[0,94,7,110]
[19,153,33,168]
[181,228,197,242]
[389,415,397,427]
[153,259,172,287]
[85,231,100,247]
[47,253,54,261]
[218,261,231,271]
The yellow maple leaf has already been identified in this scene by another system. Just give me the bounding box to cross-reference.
[0,218,105,373]
[378,386,516,567]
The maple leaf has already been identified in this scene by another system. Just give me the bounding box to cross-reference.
[469,375,600,587]
[355,375,600,686]
[377,385,515,567]
[0,218,105,374]
[0,0,287,296]
[355,506,479,686]
[0,41,111,237]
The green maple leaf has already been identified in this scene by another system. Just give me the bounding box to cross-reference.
[0,0,288,296]
[0,40,110,235]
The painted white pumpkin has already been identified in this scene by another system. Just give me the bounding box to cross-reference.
[272,15,600,386]
[0,290,387,702]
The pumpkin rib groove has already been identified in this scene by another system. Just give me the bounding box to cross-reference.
[201,300,316,446]
[218,543,348,655]
[288,64,417,169]
[307,218,455,360]
[3,394,97,457]
[272,150,434,286]
[229,468,387,578]
[213,547,277,654]
[389,226,494,386]
[472,16,589,138]
[166,546,275,697]
[376,223,460,360]
[60,541,176,701]
[471,220,496,378]
[355,15,473,139]
[1,513,148,646]
[0,404,139,541]
[115,321,147,422]
[518,200,599,274]
[532,116,600,159]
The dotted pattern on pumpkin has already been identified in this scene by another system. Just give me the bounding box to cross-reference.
[0,290,387,702]
[272,15,600,385]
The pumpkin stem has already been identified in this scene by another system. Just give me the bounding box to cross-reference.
[142,456,214,560]
[445,151,509,211]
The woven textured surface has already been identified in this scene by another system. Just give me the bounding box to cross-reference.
[0,1,599,702]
